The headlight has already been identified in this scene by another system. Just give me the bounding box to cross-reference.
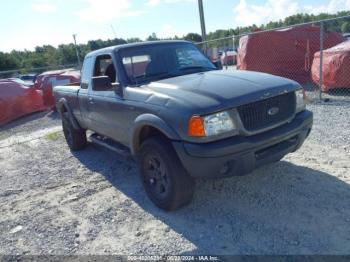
[203,111,235,136]
[188,111,236,137]
[295,89,306,113]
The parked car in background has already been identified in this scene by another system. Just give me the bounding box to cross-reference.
[8,78,31,86]
[19,73,37,87]
[0,79,45,125]
[34,69,80,109]
[312,40,350,92]
[53,40,312,210]
[221,49,237,66]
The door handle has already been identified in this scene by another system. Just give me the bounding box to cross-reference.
[88,97,94,104]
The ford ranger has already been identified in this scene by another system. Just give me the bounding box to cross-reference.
[53,40,313,210]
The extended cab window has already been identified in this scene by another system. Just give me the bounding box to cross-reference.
[123,55,151,79]
[93,55,117,83]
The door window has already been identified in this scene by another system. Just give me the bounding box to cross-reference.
[93,54,117,83]
[81,56,93,89]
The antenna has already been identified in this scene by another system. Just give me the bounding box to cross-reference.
[111,24,117,38]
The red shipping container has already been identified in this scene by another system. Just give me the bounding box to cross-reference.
[237,26,344,83]
[312,41,350,92]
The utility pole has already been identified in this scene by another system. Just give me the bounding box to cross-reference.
[198,0,208,53]
[72,34,81,70]
[319,22,324,101]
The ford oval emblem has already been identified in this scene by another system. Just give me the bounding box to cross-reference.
[267,107,279,116]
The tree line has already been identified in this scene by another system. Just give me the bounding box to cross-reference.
[0,11,349,75]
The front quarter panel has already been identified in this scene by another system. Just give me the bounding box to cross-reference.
[130,113,181,154]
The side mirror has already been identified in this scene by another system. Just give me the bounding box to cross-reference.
[112,82,123,97]
[92,76,112,91]
[213,60,223,70]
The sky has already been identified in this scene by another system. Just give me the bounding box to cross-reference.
[0,0,349,52]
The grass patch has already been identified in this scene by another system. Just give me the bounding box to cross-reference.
[45,131,60,141]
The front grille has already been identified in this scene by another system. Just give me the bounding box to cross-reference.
[237,92,296,132]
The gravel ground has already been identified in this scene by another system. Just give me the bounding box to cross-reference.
[0,103,349,256]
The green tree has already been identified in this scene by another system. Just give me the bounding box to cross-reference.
[127,37,142,43]
[341,21,350,33]
[146,33,159,41]
[0,52,19,71]
[183,33,202,42]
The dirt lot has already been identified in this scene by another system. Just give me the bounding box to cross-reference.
[0,103,349,255]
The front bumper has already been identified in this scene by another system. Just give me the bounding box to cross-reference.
[172,110,313,178]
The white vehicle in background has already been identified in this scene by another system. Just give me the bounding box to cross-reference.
[221,49,237,66]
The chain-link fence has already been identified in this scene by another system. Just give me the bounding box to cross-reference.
[0,64,78,79]
[198,15,350,103]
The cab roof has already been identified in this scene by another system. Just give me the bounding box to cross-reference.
[86,40,192,58]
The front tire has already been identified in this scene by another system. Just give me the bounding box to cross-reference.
[62,112,87,151]
[138,137,195,211]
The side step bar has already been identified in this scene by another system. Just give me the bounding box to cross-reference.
[89,133,130,157]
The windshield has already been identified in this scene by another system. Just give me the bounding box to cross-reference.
[120,42,216,85]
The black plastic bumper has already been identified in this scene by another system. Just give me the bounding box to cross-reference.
[172,110,313,178]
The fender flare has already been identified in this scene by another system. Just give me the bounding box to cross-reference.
[56,98,81,130]
[130,113,180,155]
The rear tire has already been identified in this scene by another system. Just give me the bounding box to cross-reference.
[62,112,87,151]
[138,136,195,211]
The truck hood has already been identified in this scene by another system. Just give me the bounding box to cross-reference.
[131,70,300,113]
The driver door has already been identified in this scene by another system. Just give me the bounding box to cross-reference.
[88,54,128,144]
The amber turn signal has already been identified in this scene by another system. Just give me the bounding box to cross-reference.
[188,116,205,137]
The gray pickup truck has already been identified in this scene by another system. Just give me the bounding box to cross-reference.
[53,40,313,210]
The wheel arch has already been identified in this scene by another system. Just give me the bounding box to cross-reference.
[57,98,81,130]
[131,114,180,155]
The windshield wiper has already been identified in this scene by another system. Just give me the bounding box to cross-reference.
[178,66,214,71]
